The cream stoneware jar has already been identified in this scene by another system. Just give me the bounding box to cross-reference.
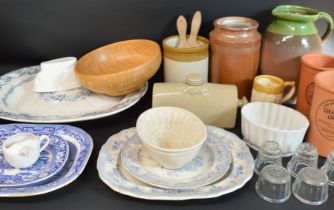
[162,35,209,82]
[153,74,248,128]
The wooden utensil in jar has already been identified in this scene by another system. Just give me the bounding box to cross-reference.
[176,15,190,48]
[188,11,202,47]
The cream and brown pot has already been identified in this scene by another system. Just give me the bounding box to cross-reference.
[162,35,209,82]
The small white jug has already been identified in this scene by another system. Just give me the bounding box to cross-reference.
[2,133,50,168]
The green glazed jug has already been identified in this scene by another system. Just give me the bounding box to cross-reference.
[260,5,333,97]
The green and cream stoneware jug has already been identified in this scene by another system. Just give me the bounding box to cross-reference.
[260,5,333,91]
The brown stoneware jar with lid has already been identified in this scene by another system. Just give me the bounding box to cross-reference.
[210,16,261,99]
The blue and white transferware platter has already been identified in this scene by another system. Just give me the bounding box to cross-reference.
[121,134,231,189]
[0,134,69,187]
[97,126,254,200]
[0,124,93,197]
[0,66,147,123]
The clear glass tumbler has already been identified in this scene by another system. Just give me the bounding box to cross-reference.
[254,141,282,175]
[292,167,328,205]
[287,143,318,178]
[321,149,334,186]
[255,165,291,203]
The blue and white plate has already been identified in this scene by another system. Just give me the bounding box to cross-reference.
[0,134,69,187]
[121,135,231,189]
[0,66,147,123]
[97,126,254,200]
[0,124,93,197]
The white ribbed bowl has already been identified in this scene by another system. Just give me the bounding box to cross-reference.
[136,106,207,169]
[241,102,309,157]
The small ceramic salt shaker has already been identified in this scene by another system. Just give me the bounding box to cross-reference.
[2,133,50,168]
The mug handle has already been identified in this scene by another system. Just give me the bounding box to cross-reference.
[39,135,50,152]
[318,12,334,41]
[281,81,296,103]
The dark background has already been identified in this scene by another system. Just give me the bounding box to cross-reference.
[0,0,334,209]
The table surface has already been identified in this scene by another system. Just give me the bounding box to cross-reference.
[0,64,333,210]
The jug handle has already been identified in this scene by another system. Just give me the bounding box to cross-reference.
[318,12,334,41]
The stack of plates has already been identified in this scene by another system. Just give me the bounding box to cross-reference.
[97,126,254,200]
[0,124,93,197]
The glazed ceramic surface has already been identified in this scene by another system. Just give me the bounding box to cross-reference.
[0,124,93,197]
[153,74,248,128]
[2,133,50,168]
[251,75,295,104]
[136,107,207,169]
[121,134,231,189]
[0,134,68,187]
[210,16,261,99]
[97,126,254,200]
[163,35,209,83]
[0,66,147,123]
[241,102,309,157]
[33,57,80,92]
[260,5,333,93]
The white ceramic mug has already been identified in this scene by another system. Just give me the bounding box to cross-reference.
[3,133,50,168]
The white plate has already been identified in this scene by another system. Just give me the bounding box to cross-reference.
[0,66,147,123]
[121,134,231,189]
[97,126,254,200]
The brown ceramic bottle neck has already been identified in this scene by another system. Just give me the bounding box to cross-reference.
[214,17,258,30]
[213,17,259,38]
[214,26,258,37]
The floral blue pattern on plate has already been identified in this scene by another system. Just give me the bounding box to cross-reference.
[121,134,231,189]
[0,124,93,197]
[0,66,147,123]
[97,126,254,200]
[0,133,69,187]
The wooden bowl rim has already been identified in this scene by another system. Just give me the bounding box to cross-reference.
[75,39,161,76]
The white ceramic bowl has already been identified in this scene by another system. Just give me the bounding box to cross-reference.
[241,102,309,157]
[136,106,207,169]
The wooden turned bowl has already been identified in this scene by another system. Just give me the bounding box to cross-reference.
[75,39,162,96]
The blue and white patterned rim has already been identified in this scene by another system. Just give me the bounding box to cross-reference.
[0,124,93,197]
[0,134,69,187]
[121,133,232,189]
[0,66,148,123]
[97,126,254,200]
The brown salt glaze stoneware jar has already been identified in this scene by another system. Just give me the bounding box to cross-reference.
[296,53,334,118]
[261,5,333,99]
[210,16,261,99]
[307,71,334,157]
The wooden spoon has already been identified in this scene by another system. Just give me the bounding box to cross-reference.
[188,11,202,47]
[176,15,190,48]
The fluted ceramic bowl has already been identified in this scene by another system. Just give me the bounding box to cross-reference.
[241,102,309,157]
[136,106,207,169]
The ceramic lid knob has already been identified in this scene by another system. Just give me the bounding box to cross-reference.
[186,74,203,86]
